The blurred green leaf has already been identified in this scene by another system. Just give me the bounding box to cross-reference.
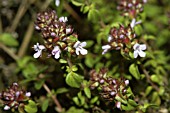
[42,99,49,112]
[24,100,37,113]
[34,80,45,90]
[66,72,84,88]
[145,86,153,97]
[0,33,19,47]
[56,87,69,95]
[129,64,141,80]
[84,87,91,98]
[71,0,84,6]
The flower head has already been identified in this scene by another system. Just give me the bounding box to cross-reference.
[133,43,146,58]
[0,83,31,110]
[52,46,61,59]
[33,43,45,58]
[74,41,88,55]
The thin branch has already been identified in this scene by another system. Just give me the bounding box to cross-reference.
[0,43,19,61]
[43,83,63,112]
[141,65,159,92]
[63,1,81,23]
[7,0,29,32]
[18,21,34,58]
[0,16,2,33]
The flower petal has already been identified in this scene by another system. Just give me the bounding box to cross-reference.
[4,105,10,110]
[80,48,88,55]
[55,0,60,7]
[133,50,138,58]
[108,35,113,42]
[39,45,45,50]
[133,43,139,50]
[75,48,80,55]
[140,44,146,50]
[138,50,146,57]
[33,51,42,58]
[73,41,80,48]
[130,18,136,28]
[80,42,87,47]
[54,52,60,59]
[102,45,111,50]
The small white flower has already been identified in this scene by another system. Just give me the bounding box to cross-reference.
[33,43,45,58]
[108,35,113,42]
[110,91,116,96]
[143,0,147,3]
[59,16,68,23]
[66,28,72,34]
[125,80,129,85]
[55,0,60,7]
[102,45,111,55]
[4,105,10,110]
[52,46,61,59]
[25,92,31,97]
[130,18,142,28]
[74,41,88,55]
[116,101,121,109]
[133,43,146,58]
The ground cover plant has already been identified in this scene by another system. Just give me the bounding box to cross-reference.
[0,0,170,113]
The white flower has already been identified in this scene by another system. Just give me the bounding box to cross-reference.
[52,46,61,59]
[25,92,31,97]
[133,43,146,58]
[143,0,147,3]
[4,105,10,110]
[116,101,121,109]
[102,45,111,55]
[74,41,88,55]
[66,28,72,34]
[125,80,129,85]
[33,43,45,58]
[108,35,113,42]
[59,16,68,23]
[130,18,142,28]
[55,0,60,7]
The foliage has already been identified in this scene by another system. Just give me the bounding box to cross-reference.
[0,0,170,113]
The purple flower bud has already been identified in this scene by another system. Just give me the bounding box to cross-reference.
[125,80,129,85]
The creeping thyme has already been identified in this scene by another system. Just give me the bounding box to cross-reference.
[117,0,147,18]
[0,83,31,111]
[90,69,130,109]
[33,10,87,59]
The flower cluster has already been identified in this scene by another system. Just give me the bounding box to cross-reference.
[34,10,87,59]
[90,69,130,109]
[0,83,31,111]
[117,0,147,18]
[102,24,136,54]
[102,20,146,58]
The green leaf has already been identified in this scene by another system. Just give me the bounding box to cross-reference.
[151,92,161,105]
[121,104,135,111]
[84,87,91,98]
[59,59,67,63]
[129,64,141,80]
[73,97,80,106]
[0,33,19,47]
[56,88,69,95]
[150,74,163,85]
[34,80,45,90]
[115,95,127,104]
[66,72,84,88]
[128,99,138,107]
[66,106,85,113]
[90,96,98,104]
[24,100,37,113]
[88,9,100,22]
[42,99,49,112]
[71,0,84,6]
[71,65,78,72]
[145,86,153,97]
